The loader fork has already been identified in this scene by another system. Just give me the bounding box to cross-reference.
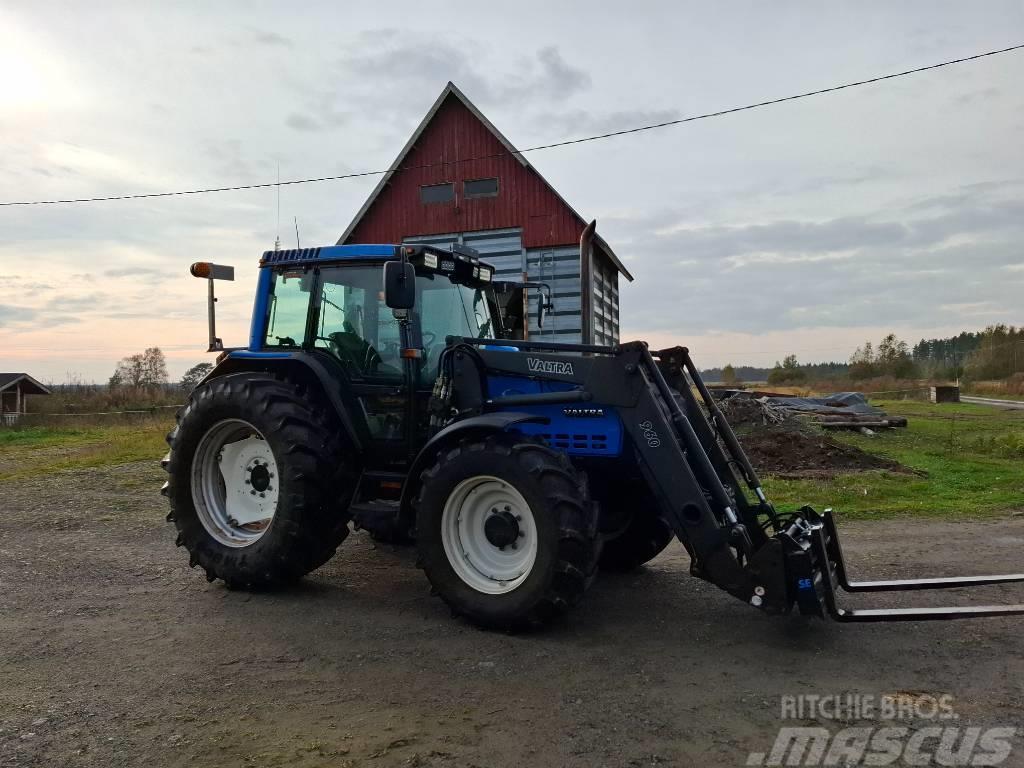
[797,508,1024,621]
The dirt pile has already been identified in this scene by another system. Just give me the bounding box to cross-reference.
[718,395,790,428]
[717,393,912,477]
[737,426,911,478]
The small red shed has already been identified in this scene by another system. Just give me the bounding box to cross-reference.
[339,82,632,344]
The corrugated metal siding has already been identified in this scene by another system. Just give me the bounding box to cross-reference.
[346,95,582,250]
[403,228,525,279]
[523,248,619,345]
[592,253,620,346]
[527,245,582,343]
[463,229,525,278]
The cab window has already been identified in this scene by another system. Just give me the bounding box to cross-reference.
[417,274,494,383]
[313,265,403,382]
[265,269,313,348]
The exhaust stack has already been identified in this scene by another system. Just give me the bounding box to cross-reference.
[579,220,596,344]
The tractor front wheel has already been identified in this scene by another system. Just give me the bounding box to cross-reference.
[162,373,355,589]
[415,434,600,630]
[599,511,674,571]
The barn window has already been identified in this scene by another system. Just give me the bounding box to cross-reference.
[464,177,499,198]
[420,183,454,204]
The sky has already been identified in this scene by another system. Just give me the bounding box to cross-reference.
[1,0,1023,383]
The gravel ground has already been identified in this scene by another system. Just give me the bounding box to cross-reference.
[2,460,1023,767]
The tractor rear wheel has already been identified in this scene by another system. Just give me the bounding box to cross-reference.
[162,373,355,589]
[598,480,674,571]
[414,434,600,630]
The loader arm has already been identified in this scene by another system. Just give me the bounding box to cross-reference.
[445,337,1024,622]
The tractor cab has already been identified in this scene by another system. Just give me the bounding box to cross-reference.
[259,244,502,384]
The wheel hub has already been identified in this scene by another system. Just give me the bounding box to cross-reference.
[440,476,538,595]
[248,462,271,492]
[484,509,520,549]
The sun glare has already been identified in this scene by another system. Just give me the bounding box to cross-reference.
[0,15,79,111]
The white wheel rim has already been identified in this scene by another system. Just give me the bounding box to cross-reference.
[441,475,538,594]
[191,419,279,548]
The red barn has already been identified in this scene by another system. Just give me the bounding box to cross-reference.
[339,82,631,345]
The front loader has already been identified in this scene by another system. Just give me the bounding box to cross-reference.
[163,242,1024,630]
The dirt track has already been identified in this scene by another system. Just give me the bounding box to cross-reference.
[2,461,1023,767]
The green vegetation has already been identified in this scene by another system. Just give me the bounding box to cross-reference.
[768,354,807,385]
[0,419,170,482]
[763,400,1024,520]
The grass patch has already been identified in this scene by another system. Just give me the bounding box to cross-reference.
[2,402,1022,523]
[0,419,171,482]
[762,400,1024,520]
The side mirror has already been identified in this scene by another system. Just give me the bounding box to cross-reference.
[383,260,416,309]
[537,288,553,329]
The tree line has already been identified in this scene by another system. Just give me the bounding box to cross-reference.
[705,324,1023,385]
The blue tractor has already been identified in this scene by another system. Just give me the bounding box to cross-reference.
[163,243,1024,630]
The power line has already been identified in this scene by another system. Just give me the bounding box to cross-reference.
[3,42,1024,208]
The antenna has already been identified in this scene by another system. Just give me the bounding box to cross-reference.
[274,164,281,251]
[294,216,301,249]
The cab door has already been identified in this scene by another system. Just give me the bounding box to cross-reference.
[310,263,410,468]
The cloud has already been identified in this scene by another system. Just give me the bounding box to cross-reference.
[0,304,38,327]
[251,30,293,48]
[532,46,591,101]
[533,108,682,137]
[952,87,999,106]
[614,182,1024,339]
[199,138,272,182]
[103,266,175,280]
[285,113,320,132]
[938,301,1002,317]
[284,108,349,133]
[336,38,590,110]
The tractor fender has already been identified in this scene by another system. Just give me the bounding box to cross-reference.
[202,350,365,453]
[399,412,549,516]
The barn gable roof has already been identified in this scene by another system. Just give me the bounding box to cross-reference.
[338,82,632,281]
[0,373,51,396]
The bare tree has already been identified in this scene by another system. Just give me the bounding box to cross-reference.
[110,347,169,388]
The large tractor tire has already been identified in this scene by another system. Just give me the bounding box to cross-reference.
[414,434,600,630]
[162,373,355,589]
[598,481,674,572]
